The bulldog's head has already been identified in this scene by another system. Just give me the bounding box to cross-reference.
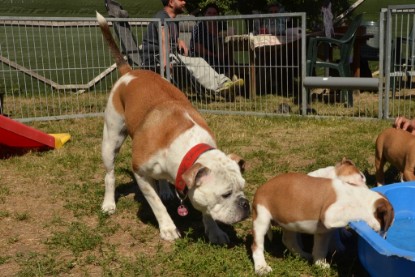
[374,195,395,234]
[182,151,250,224]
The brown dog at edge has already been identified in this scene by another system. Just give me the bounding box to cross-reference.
[375,127,415,186]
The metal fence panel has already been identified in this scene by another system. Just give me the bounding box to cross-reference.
[0,17,113,121]
[0,14,307,121]
[1,11,414,122]
[383,5,415,119]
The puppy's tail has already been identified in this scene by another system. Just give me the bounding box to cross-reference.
[96,11,132,76]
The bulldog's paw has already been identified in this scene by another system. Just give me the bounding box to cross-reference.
[101,202,116,215]
[314,258,330,269]
[206,228,230,245]
[255,264,272,275]
[157,180,175,201]
[160,227,181,241]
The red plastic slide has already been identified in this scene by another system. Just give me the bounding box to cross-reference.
[0,115,70,157]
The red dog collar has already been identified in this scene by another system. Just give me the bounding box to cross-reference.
[175,143,214,193]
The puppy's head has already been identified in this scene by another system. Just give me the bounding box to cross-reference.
[374,195,395,234]
[335,157,367,188]
[182,151,250,224]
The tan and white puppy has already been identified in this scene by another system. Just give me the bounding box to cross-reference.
[251,173,394,275]
[375,127,415,186]
[308,157,367,188]
[96,12,250,244]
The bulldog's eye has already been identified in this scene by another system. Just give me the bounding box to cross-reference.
[360,172,366,180]
[222,192,232,199]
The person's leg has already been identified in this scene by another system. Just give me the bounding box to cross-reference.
[177,54,242,93]
[177,54,228,91]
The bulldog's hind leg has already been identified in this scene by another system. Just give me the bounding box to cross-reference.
[133,172,180,241]
[312,232,333,268]
[157,179,175,201]
[101,111,128,214]
[203,214,229,244]
[374,147,386,186]
[282,230,312,261]
[403,167,415,182]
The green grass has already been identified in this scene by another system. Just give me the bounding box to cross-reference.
[0,2,412,274]
[1,0,414,19]
[0,115,397,276]
[0,0,163,18]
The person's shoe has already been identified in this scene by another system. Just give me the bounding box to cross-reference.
[216,80,235,97]
[232,77,244,89]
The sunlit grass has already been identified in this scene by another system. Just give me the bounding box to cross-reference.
[0,115,395,276]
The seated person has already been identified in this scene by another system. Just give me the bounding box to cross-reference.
[254,1,288,35]
[190,3,230,74]
[141,0,243,98]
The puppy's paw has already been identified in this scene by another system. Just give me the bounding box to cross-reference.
[101,202,116,214]
[160,227,181,241]
[255,264,272,275]
[206,228,230,245]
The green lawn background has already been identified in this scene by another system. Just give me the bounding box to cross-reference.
[0,0,414,21]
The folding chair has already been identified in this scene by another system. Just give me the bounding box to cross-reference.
[104,0,142,67]
[103,0,232,100]
[104,1,195,90]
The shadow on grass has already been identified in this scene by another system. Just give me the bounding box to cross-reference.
[245,228,370,277]
[0,145,51,159]
[112,169,243,247]
[364,165,401,187]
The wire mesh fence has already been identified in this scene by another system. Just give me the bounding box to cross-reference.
[0,17,116,121]
[0,8,414,122]
[384,5,415,119]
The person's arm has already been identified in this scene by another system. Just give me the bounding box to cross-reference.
[394,116,415,135]
[160,25,167,67]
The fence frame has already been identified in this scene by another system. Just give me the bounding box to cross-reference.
[2,8,415,122]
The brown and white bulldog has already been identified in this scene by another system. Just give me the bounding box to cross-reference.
[308,157,367,188]
[96,12,250,244]
[375,127,415,186]
[251,173,394,275]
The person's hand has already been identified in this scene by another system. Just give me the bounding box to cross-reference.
[177,39,188,56]
[394,116,415,135]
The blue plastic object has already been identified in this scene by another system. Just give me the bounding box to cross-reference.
[349,182,415,277]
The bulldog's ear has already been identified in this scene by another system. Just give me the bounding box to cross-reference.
[374,198,395,232]
[182,163,211,189]
[228,153,245,174]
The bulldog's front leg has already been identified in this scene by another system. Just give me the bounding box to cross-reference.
[133,173,181,241]
[203,214,230,244]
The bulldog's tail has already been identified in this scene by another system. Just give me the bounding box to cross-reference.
[96,11,132,76]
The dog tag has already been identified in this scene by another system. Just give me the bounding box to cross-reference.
[177,204,189,217]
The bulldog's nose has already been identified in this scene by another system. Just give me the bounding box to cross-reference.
[239,198,250,211]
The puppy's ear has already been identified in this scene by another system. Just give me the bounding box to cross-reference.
[228,153,245,174]
[374,198,395,232]
[339,157,354,166]
[182,162,211,189]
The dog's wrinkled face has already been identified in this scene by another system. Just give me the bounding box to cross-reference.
[183,151,250,224]
[374,196,395,234]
